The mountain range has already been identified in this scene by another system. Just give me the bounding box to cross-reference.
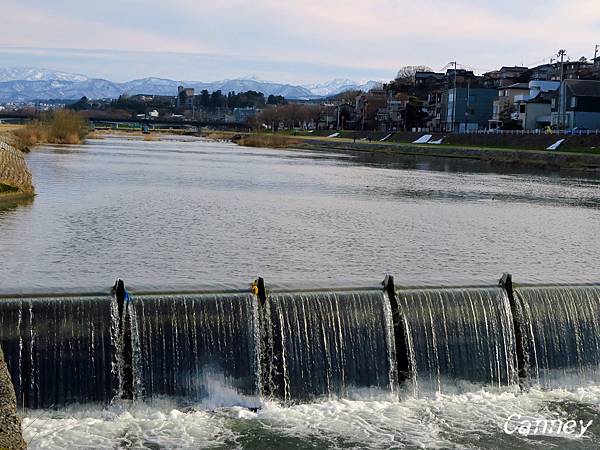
[0,68,381,103]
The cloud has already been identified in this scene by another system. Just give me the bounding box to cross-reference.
[0,0,598,83]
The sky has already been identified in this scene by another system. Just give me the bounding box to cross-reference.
[0,0,599,85]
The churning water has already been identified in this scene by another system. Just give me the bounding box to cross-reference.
[4,136,600,448]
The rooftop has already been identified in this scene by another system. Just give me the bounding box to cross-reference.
[565,80,600,98]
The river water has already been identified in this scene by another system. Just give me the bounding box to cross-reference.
[2,136,600,292]
[4,136,600,449]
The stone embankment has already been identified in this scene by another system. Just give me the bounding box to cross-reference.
[0,135,34,203]
[0,346,26,450]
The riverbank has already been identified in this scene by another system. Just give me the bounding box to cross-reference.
[204,131,600,171]
[11,110,88,150]
[295,138,600,171]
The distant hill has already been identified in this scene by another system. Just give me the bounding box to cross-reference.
[0,67,381,102]
[303,78,382,97]
[0,67,89,83]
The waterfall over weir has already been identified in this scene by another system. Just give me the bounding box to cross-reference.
[263,290,396,401]
[2,279,600,409]
[0,295,113,408]
[396,287,518,392]
[133,293,258,400]
[515,285,600,386]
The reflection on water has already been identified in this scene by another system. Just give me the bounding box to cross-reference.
[1,136,600,292]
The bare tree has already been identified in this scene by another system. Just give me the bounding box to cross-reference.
[395,65,433,83]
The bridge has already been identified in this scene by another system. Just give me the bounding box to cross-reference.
[0,112,248,131]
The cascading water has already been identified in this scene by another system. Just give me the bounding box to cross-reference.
[264,290,396,401]
[515,285,600,387]
[132,293,258,402]
[396,287,518,393]
[0,295,113,408]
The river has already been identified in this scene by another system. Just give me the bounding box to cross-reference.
[1,135,600,292]
[3,136,600,449]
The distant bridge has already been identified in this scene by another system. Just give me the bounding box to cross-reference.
[0,112,247,130]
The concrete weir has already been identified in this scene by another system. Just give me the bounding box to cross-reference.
[0,345,26,450]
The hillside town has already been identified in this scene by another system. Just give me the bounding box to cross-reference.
[4,51,600,134]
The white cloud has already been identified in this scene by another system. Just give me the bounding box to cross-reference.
[0,0,598,82]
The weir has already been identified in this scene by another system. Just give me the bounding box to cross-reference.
[132,291,258,399]
[395,286,519,392]
[1,277,600,408]
[514,284,600,387]
[0,294,113,408]
[261,288,396,401]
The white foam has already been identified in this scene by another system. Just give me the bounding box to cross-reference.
[23,384,600,449]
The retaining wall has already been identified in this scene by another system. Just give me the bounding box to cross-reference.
[0,136,34,201]
[0,346,26,450]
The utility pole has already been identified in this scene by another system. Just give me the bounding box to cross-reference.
[452,61,457,133]
[558,49,566,130]
[465,78,471,132]
[594,44,599,62]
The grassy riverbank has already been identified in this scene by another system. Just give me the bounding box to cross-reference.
[9,110,89,150]
[204,130,600,171]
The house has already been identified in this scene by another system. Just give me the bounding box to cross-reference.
[551,79,600,129]
[415,71,446,90]
[529,63,558,81]
[489,83,530,129]
[513,81,560,130]
[353,90,387,130]
[317,103,353,130]
[437,87,496,132]
[484,66,529,87]
[562,60,595,80]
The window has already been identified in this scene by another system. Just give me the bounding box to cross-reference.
[520,104,526,113]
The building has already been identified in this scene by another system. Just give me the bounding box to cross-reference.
[233,107,258,123]
[177,86,195,109]
[354,90,388,130]
[484,66,529,87]
[551,79,600,129]
[489,83,530,129]
[562,60,595,80]
[529,63,558,81]
[437,87,496,132]
[414,71,447,91]
[513,81,560,130]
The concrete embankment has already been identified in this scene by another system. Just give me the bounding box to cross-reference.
[295,138,600,171]
[0,136,34,205]
[0,346,26,450]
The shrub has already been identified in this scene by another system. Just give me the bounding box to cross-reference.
[12,110,88,149]
[237,134,301,148]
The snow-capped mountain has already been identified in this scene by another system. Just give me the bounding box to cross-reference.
[0,67,379,102]
[0,67,88,83]
[303,78,382,97]
[0,79,122,103]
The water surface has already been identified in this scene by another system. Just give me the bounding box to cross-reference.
[1,136,600,293]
